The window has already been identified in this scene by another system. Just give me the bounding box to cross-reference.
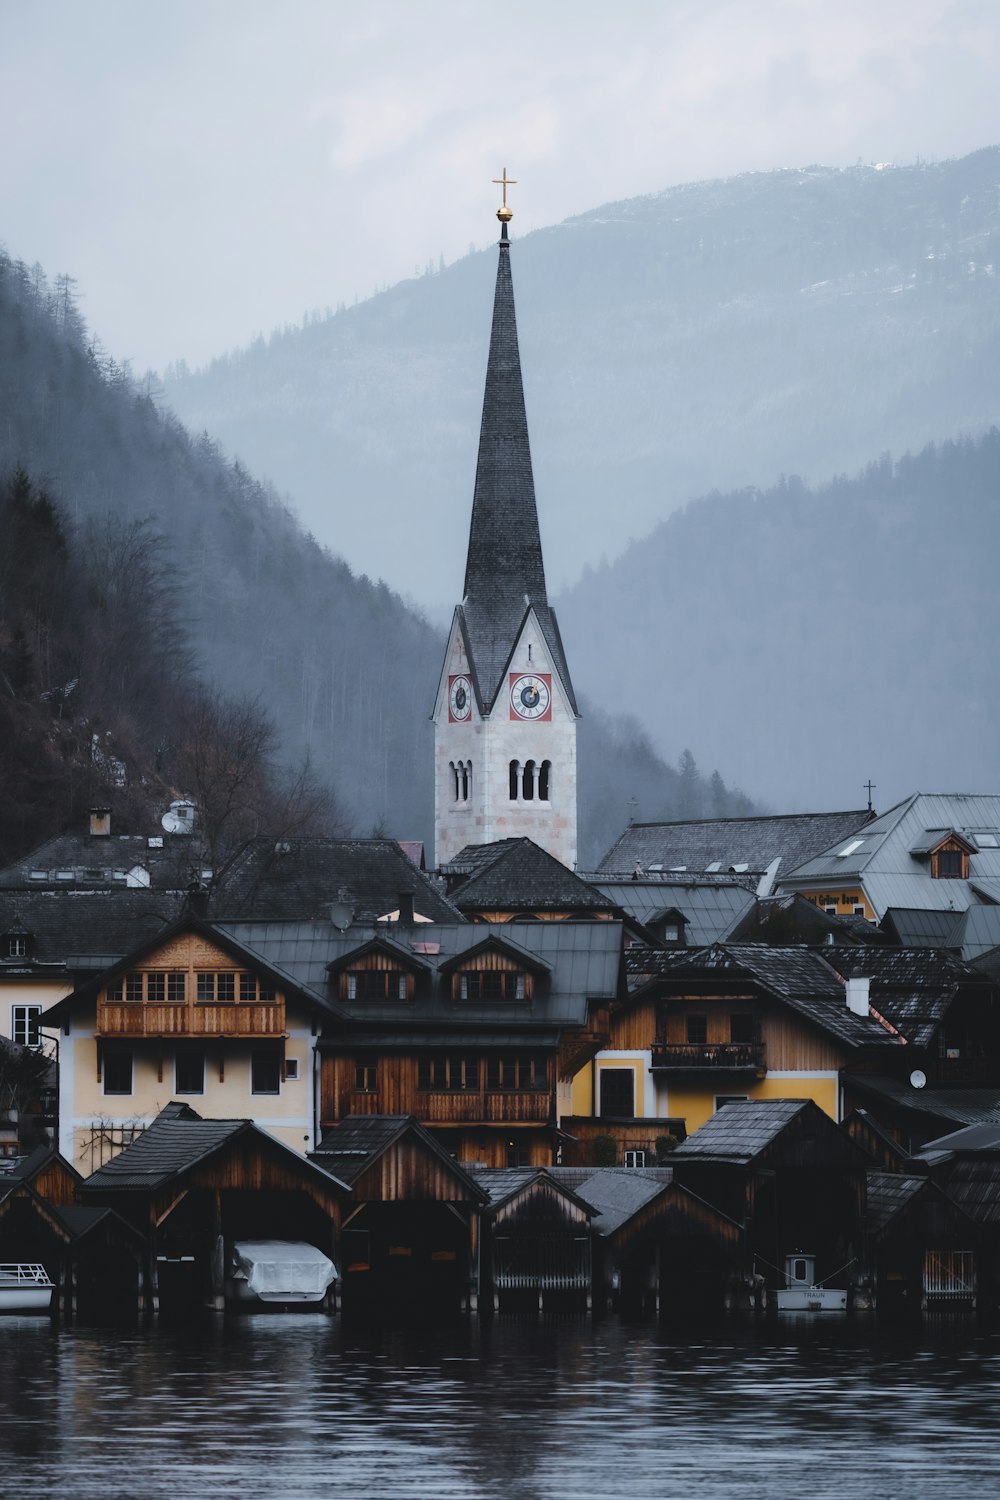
[125,972,143,1004]
[196,971,244,1003]
[538,760,551,801]
[522,759,536,801]
[599,1068,635,1119]
[217,972,235,1003]
[5,934,28,958]
[147,972,165,1003]
[197,973,215,1003]
[355,1061,378,1092]
[175,1050,205,1095]
[486,1054,547,1090]
[284,1058,300,1082]
[419,1055,479,1090]
[251,1048,281,1095]
[686,1014,708,1045]
[103,1048,133,1096]
[459,970,526,1001]
[624,1150,646,1168]
[12,1005,41,1048]
[450,760,471,803]
[346,970,409,1001]
[509,760,519,800]
[168,972,186,1003]
[934,849,966,879]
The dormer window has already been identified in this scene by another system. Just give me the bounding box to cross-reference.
[5,933,29,959]
[933,849,966,879]
[458,970,527,1001]
[346,970,409,1001]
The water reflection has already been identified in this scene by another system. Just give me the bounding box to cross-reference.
[1,1316,998,1498]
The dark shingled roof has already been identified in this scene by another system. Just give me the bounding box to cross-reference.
[0,830,199,891]
[847,1074,1000,1128]
[311,1115,486,1200]
[458,234,576,715]
[820,946,985,1047]
[881,908,964,948]
[0,889,182,966]
[672,1098,813,1162]
[471,1167,594,1217]
[598,810,873,878]
[866,1172,928,1234]
[586,874,755,946]
[82,1114,250,1190]
[625,943,901,1050]
[570,1168,674,1235]
[448,839,613,913]
[221,837,461,924]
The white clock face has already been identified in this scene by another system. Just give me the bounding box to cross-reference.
[449,674,472,721]
[509,674,551,720]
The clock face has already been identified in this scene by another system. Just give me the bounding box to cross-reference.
[448,674,472,722]
[509,673,551,721]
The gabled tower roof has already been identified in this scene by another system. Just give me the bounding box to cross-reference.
[459,224,577,714]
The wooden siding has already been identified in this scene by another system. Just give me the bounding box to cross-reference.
[322,1053,554,1127]
[612,993,846,1072]
[98,1001,285,1037]
[349,1138,480,1203]
[95,933,287,1038]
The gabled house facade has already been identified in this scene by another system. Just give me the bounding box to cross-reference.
[564,943,907,1164]
[218,916,624,1169]
[41,919,334,1175]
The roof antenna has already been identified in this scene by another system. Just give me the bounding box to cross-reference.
[864,779,876,815]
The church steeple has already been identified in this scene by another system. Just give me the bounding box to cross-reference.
[433,173,578,871]
[460,175,576,715]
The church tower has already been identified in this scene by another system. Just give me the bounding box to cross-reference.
[433,173,578,869]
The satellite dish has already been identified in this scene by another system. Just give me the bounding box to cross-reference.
[161,800,195,835]
[909,1069,927,1090]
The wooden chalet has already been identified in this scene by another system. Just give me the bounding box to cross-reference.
[554,1165,741,1317]
[219,917,624,1169]
[866,1171,981,1313]
[670,1099,871,1306]
[80,1103,348,1317]
[42,917,337,1173]
[310,1114,486,1313]
[472,1167,593,1310]
[565,943,905,1161]
[918,1124,1000,1313]
[0,1147,148,1323]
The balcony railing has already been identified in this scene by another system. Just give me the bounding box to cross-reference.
[97,1000,286,1038]
[346,1089,552,1125]
[650,1041,766,1073]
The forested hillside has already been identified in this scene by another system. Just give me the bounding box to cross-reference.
[0,248,751,866]
[559,432,1000,813]
[164,149,1000,608]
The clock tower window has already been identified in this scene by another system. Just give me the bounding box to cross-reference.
[538,760,550,801]
[522,759,536,801]
[451,760,472,803]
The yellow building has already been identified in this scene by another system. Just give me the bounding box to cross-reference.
[564,943,904,1163]
[42,920,329,1177]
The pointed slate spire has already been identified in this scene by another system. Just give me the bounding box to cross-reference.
[460,199,576,714]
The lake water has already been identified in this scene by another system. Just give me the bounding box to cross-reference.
[1,1314,998,1500]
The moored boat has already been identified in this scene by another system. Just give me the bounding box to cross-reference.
[774,1251,847,1313]
[0,1263,54,1312]
[225,1241,338,1309]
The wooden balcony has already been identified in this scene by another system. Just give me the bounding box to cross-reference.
[650,1041,766,1075]
[347,1089,552,1125]
[97,1000,286,1038]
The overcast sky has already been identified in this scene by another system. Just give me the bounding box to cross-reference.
[3,0,999,375]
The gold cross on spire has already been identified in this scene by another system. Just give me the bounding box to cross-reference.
[493,168,516,224]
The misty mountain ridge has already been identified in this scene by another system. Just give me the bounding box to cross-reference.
[0,245,753,866]
[164,148,1000,608]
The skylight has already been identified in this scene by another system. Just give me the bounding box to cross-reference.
[836,839,865,858]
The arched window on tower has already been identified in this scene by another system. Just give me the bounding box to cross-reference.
[522,760,536,801]
[538,760,551,801]
[509,760,520,801]
[461,761,472,801]
[450,761,460,802]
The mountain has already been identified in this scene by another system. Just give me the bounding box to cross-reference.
[558,432,1000,814]
[163,149,1000,610]
[0,246,749,865]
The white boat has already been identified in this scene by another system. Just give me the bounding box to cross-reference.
[774,1252,847,1313]
[0,1263,54,1312]
[226,1241,338,1307]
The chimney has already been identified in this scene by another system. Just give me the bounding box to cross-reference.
[846,977,870,1017]
[398,891,415,926]
[88,807,111,837]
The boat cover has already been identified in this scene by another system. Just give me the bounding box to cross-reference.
[231,1241,338,1299]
